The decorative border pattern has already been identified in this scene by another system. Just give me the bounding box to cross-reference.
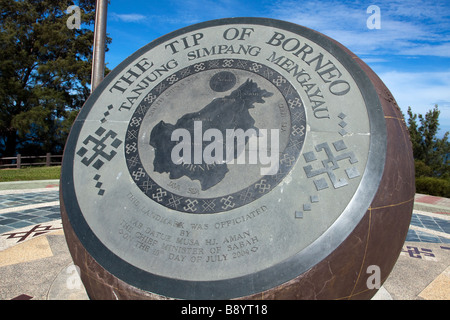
[125,58,306,213]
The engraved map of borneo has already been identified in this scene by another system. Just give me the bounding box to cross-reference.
[125,58,306,214]
[149,77,274,191]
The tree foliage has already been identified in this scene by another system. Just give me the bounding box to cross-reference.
[0,0,109,156]
[406,105,449,180]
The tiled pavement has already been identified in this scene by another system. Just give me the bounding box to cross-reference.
[0,189,60,234]
[406,213,450,244]
[1,189,448,245]
[0,180,449,300]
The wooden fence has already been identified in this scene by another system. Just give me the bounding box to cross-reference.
[0,153,63,169]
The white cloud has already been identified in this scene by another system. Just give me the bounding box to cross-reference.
[399,43,450,58]
[110,13,146,23]
[378,71,450,108]
[378,70,450,134]
[269,0,449,57]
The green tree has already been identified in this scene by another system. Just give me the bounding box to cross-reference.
[0,0,109,156]
[406,105,449,180]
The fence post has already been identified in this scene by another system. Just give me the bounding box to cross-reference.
[46,153,51,166]
[17,154,21,169]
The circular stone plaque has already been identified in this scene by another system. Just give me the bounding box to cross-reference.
[61,18,414,300]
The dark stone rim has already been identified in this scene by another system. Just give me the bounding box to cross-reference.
[61,17,386,299]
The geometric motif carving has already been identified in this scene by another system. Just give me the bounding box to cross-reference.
[100,104,114,123]
[76,127,122,170]
[295,194,319,219]
[93,174,105,196]
[338,112,348,136]
[1,224,62,243]
[303,140,360,191]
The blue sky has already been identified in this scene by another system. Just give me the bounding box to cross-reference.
[100,0,450,136]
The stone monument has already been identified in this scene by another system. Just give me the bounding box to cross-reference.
[60,18,415,300]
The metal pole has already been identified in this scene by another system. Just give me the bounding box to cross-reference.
[91,0,108,93]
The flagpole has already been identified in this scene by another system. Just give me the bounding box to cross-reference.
[91,0,108,93]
